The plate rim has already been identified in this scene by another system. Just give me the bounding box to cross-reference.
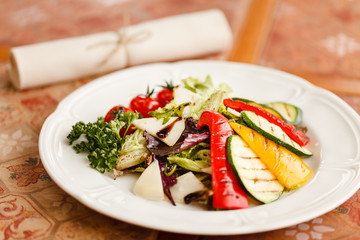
[39,60,360,235]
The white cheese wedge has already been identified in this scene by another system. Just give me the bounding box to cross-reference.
[133,117,185,146]
[133,159,164,201]
[169,172,206,204]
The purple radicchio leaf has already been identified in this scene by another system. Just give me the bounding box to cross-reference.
[144,117,210,156]
[154,155,177,206]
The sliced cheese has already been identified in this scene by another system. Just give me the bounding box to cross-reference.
[133,159,164,201]
[133,117,185,146]
[170,172,206,204]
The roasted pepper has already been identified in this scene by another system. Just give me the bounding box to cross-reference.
[223,99,310,146]
[197,111,248,209]
[230,122,312,189]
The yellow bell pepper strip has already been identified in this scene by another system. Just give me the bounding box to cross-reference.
[197,111,248,209]
[230,122,312,190]
[223,98,310,146]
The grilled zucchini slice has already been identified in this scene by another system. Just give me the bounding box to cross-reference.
[266,102,303,125]
[241,111,312,157]
[227,135,284,203]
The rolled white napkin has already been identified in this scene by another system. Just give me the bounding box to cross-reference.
[8,9,233,90]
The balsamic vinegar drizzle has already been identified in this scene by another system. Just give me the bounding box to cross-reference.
[156,117,183,138]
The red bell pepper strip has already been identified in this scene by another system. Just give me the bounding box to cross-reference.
[197,111,248,209]
[223,98,310,146]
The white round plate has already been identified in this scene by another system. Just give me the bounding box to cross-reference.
[39,60,360,235]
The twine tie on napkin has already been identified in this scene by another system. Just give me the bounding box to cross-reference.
[88,16,152,67]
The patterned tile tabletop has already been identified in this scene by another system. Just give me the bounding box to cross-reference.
[0,0,360,239]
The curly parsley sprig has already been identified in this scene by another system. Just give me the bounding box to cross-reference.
[67,111,140,173]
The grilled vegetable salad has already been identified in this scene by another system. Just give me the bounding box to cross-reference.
[67,76,313,210]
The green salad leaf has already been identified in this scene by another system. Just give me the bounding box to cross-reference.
[182,75,214,97]
[117,129,150,170]
[198,89,227,118]
[149,102,189,124]
[182,75,232,98]
[167,142,211,172]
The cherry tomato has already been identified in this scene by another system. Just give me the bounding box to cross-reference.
[156,80,175,107]
[157,88,173,107]
[104,105,134,136]
[129,95,160,118]
[104,105,132,122]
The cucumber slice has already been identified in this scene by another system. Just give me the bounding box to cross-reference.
[241,111,312,157]
[266,102,303,125]
[227,135,284,203]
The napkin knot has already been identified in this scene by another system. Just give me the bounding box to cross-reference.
[88,16,151,67]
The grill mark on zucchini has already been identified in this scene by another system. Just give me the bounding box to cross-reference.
[237,156,260,160]
[241,175,276,181]
[253,189,283,193]
[281,104,291,120]
[285,105,294,121]
[238,166,268,170]
[257,117,262,128]
[232,154,260,160]
[270,125,274,135]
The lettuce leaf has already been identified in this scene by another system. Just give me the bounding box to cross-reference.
[182,75,232,99]
[167,142,211,172]
[182,75,214,97]
[117,129,150,170]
